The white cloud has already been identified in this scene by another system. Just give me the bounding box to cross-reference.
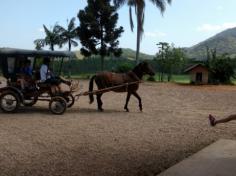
[197,22,236,32]
[144,31,167,38]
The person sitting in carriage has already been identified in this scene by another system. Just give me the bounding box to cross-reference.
[17,59,33,90]
[40,57,71,94]
[21,59,33,77]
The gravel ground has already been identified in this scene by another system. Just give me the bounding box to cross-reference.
[0,80,236,176]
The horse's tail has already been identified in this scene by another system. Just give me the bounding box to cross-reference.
[89,75,96,104]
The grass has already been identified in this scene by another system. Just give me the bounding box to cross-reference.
[70,73,191,83]
[61,73,236,85]
[171,75,191,84]
[231,78,236,85]
[146,74,190,84]
[64,73,94,79]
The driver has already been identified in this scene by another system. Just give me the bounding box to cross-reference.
[40,57,71,94]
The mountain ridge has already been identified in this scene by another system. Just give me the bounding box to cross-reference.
[185,27,236,59]
[75,27,236,61]
[74,48,155,60]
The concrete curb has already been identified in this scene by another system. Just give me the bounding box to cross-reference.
[158,139,236,176]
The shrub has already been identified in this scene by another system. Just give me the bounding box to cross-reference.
[147,76,156,82]
[115,63,134,73]
[208,56,235,84]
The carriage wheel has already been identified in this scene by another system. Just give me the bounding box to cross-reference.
[0,91,20,113]
[49,97,67,115]
[66,94,75,108]
[24,96,38,107]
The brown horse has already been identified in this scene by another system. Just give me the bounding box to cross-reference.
[89,61,155,112]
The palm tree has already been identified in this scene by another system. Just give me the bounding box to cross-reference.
[55,18,78,51]
[34,24,62,51]
[54,18,78,78]
[113,0,172,64]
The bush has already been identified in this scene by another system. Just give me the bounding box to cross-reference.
[209,56,235,84]
[115,63,134,73]
[147,76,156,82]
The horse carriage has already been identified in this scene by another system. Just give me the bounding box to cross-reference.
[0,48,77,114]
[0,48,155,115]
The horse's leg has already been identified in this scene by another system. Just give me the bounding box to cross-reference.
[96,93,104,111]
[132,92,142,112]
[124,92,131,112]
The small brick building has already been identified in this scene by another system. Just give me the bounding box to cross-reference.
[184,64,209,84]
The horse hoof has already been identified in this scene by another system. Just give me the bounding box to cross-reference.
[124,107,129,112]
[98,108,104,112]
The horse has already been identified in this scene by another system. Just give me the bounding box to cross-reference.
[88,61,155,112]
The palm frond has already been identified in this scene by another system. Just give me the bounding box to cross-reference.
[149,0,172,14]
[129,6,134,32]
[71,40,79,47]
[68,17,76,31]
[113,0,127,8]
[34,39,45,47]
[43,25,52,37]
[137,3,145,38]
[54,25,66,34]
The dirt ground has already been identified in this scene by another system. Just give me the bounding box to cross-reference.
[0,80,236,176]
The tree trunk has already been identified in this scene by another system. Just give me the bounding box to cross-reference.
[161,72,164,82]
[68,39,72,78]
[101,56,104,71]
[167,67,172,82]
[136,26,141,65]
[51,44,54,51]
[68,39,71,51]
[168,73,171,82]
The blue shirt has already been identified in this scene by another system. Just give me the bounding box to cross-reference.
[21,66,33,76]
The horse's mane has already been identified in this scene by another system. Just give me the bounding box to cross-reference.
[132,64,143,79]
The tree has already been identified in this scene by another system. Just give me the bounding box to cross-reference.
[55,18,78,51]
[77,0,124,71]
[156,42,169,81]
[34,25,62,51]
[113,0,172,64]
[155,42,186,82]
[206,48,235,84]
[55,18,78,78]
[35,42,43,50]
[166,46,186,81]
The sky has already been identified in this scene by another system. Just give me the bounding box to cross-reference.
[0,0,236,55]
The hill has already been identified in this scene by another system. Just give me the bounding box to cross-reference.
[185,27,236,60]
[74,48,154,60]
[121,48,154,60]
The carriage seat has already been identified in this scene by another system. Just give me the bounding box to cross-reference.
[37,82,51,88]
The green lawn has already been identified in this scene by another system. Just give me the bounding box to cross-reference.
[69,73,236,85]
[231,79,236,85]
[171,75,191,84]
[69,73,94,79]
[149,74,190,84]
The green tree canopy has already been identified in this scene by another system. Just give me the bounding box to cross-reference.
[34,25,62,51]
[77,0,124,70]
[55,18,78,51]
[206,48,236,84]
[155,42,187,81]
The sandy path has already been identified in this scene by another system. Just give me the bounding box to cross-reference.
[0,80,236,176]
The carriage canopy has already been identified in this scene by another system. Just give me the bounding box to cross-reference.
[0,48,75,80]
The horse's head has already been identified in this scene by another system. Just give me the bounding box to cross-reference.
[138,61,155,76]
